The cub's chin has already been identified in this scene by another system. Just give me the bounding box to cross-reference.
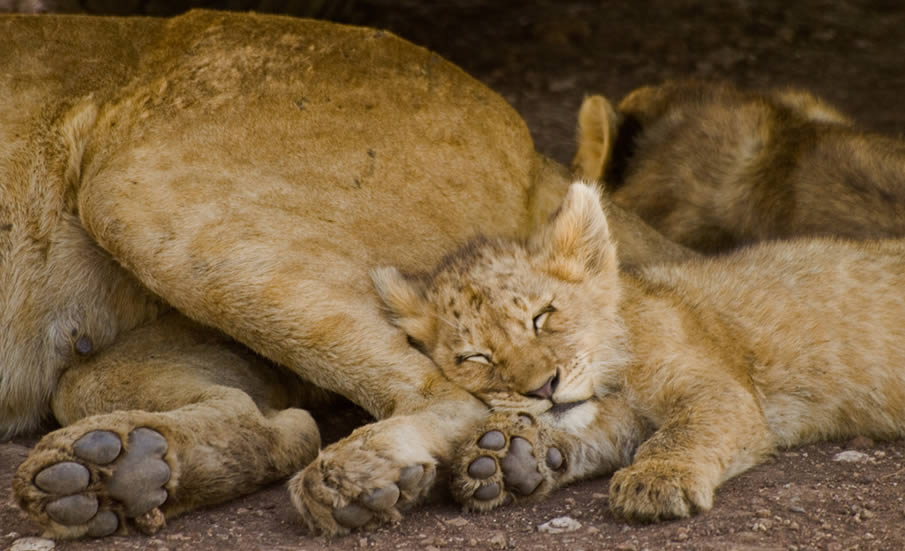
[541,399,598,431]
[549,399,589,416]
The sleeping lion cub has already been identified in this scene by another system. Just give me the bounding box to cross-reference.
[573,80,905,253]
[372,182,905,522]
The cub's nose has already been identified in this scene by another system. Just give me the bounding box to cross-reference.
[525,370,559,400]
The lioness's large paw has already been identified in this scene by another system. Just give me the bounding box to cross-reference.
[14,426,171,538]
[608,459,713,522]
[289,426,437,536]
[450,412,565,512]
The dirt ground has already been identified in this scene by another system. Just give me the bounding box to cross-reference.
[3,1,905,550]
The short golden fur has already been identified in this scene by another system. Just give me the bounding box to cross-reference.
[375,183,905,521]
[573,80,905,253]
[1,11,689,539]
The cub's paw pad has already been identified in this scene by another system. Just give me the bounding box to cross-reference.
[453,413,564,511]
[608,461,711,522]
[17,428,171,537]
[292,456,435,536]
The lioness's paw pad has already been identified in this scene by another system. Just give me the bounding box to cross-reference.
[608,460,712,522]
[290,449,436,536]
[15,428,171,538]
[451,413,564,512]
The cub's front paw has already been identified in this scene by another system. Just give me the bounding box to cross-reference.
[14,425,171,539]
[289,423,437,536]
[608,459,713,522]
[450,412,565,512]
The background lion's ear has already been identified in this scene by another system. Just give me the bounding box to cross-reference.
[572,95,620,182]
[531,182,618,282]
[370,267,436,349]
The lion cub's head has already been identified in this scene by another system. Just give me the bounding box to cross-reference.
[373,183,629,415]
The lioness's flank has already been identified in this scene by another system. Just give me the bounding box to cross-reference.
[374,182,905,521]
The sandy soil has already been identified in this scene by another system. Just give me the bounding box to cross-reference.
[3,2,905,550]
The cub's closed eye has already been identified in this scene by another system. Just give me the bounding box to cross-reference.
[457,353,492,365]
[533,305,556,333]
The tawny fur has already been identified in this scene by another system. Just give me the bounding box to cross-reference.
[376,183,905,522]
[573,80,905,253]
[1,11,689,538]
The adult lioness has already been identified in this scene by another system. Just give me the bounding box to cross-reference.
[373,182,905,521]
[1,10,689,539]
[573,80,905,253]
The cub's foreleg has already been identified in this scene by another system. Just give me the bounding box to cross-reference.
[608,358,775,521]
[14,313,323,539]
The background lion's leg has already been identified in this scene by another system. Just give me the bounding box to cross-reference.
[13,312,323,539]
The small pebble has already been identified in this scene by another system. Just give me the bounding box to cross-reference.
[488,532,508,549]
[444,516,469,527]
[10,538,55,551]
[537,515,582,534]
[833,450,870,463]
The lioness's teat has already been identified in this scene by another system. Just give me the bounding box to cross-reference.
[377,181,905,522]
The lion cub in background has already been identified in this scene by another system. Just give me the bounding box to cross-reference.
[574,80,905,253]
[372,183,905,522]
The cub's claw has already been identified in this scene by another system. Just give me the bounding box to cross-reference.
[608,459,713,522]
[451,413,565,512]
[14,427,172,538]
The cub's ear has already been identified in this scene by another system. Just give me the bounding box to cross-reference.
[572,94,620,182]
[371,266,436,350]
[532,182,617,282]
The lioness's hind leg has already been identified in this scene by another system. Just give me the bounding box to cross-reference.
[14,314,322,539]
[451,412,567,512]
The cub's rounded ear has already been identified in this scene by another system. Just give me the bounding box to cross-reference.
[370,266,436,349]
[531,182,617,281]
[572,95,620,182]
